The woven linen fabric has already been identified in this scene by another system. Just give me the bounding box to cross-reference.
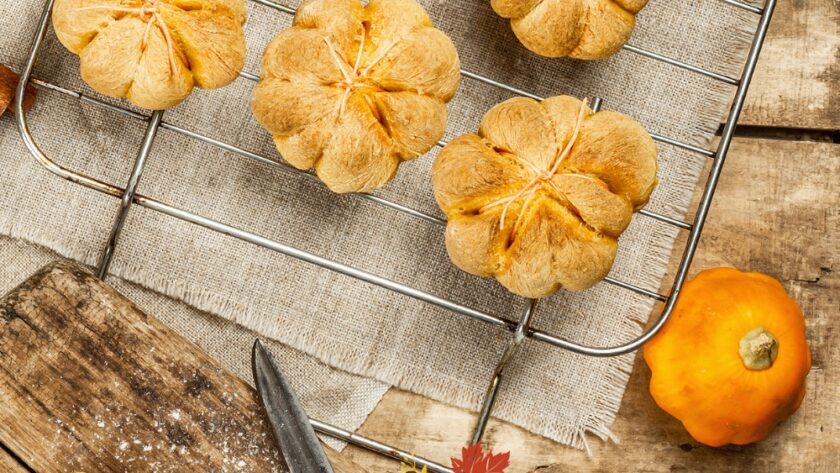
[0,0,761,447]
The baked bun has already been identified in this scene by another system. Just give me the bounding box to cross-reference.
[491,0,649,59]
[432,96,657,298]
[53,0,246,110]
[252,0,460,193]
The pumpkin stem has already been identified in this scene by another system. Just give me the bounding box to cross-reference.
[739,327,779,370]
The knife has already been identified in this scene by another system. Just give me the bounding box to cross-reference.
[252,339,335,473]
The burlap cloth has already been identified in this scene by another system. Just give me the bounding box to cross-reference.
[0,0,760,449]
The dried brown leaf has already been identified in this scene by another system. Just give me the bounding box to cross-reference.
[0,64,37,117]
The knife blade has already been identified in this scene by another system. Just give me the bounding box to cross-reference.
[252,339,335,473]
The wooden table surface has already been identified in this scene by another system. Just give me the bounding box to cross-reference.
[340,1,840,471]
[0,262,368,473]
[1,1,835,472]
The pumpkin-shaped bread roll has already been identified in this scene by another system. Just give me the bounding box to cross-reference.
[252,0,461,194]
[492,0,648,59]
[53,0,246,110]
[432,96,657,298]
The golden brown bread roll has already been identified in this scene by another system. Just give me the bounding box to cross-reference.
[252,0,461,194]
[432,96,657,298]
[492,0,648,59]
[53,0,246,110]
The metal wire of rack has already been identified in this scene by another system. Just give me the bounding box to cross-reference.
[15,0,776,471]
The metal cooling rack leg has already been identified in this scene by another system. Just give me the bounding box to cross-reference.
[312,421,451,473]
[96,111,163,278]
[471,299,537,443]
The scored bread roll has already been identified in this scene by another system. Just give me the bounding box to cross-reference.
[432,96,658,298]
[252,0,461,194]
[492,0,649,59]
[53,0,246,110]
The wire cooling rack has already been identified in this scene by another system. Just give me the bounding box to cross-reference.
[16,0,776,471]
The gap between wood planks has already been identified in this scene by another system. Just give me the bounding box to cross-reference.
[723,124,840,144]
[0,440,34,473]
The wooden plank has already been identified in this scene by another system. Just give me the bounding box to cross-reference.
[343,138,840,472]
[0,262,366,473]
[0,446,29,473]
[345,388,565,472]
[741,0,839,130]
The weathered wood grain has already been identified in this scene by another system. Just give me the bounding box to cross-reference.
[0,447,28,473]
[0,262,367,473]
[741,0,839,130]
[343,138,840,472]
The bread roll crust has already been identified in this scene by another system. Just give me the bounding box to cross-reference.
[493,0,649,59]
[53,0,246,110]
[252,0,461,194]
[432,96,658,298]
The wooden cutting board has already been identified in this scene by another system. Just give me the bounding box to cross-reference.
[0,261,368,473]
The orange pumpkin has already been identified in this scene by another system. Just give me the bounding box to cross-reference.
[644,267,811,447]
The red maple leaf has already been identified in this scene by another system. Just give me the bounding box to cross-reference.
[450,443,510,473]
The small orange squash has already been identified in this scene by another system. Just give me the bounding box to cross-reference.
[644,267,811,447]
